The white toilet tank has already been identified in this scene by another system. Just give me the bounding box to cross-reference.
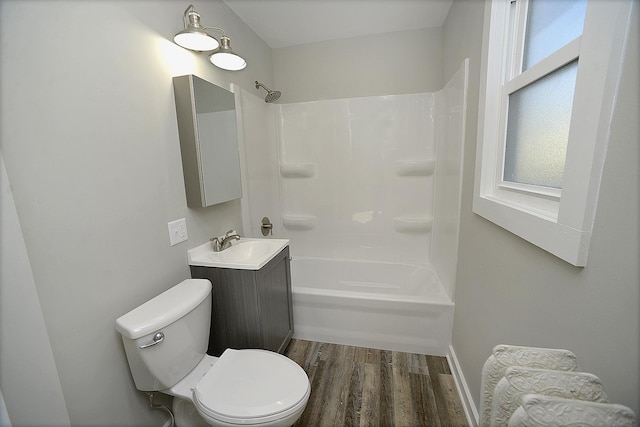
[116,279,212,391]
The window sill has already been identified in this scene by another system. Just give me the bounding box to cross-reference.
[473,194,590,267]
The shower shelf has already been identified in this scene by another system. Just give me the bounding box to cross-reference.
[394,159,436,176]
[282,214,317,230]
[279,163,316,178]
[392,216,433,233]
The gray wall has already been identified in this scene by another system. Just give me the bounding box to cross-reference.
[0,0,272,425]
[443,0,640,415]
[273,27,443,103]
[1,153,70,426]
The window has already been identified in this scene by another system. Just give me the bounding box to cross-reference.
[473,0,633,266]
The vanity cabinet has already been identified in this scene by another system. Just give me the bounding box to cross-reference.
[190,247,294,357]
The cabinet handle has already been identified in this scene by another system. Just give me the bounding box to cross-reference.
[139,332,164,349]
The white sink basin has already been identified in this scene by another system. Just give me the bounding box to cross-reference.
[187,238,289,270]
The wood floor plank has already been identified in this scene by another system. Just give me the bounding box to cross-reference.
[326,360,354,425]
[303,343,321,386]
[354,345,369,364]
[437,374,468,427]
[359,362,380,427]
[408,352,429,375]
[431,371,468,427]
[318,344,344,426]
[426,355,451,375]
[392,351,414,426]
[285,339,468,427]
[410,372,441,427]
[344,362,364,427]
[286,338,311,366]
[366,347,382,366]
[297,359,328,427]
[379,350,395,426]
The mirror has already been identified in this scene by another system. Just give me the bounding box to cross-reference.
[173,75,242,207]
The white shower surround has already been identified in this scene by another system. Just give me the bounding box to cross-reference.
[282,62,466,355]
[277,92,437,263]
[237,60,467,356]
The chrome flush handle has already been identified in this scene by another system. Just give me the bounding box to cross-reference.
[139,332,164,349]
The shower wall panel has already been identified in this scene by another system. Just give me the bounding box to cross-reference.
[236,88,281,238]
[277,93,437,264]
[432,60,468,300]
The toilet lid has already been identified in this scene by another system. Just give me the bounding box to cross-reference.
[193,349,310,423]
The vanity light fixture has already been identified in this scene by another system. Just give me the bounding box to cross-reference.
[174,5,219,51]
[174,4,247,71]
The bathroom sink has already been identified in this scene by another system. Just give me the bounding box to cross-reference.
[187,238,289,270]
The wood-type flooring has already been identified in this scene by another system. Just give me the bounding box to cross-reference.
[284,339,469,427]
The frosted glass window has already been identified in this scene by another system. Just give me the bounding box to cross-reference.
[503,60,578,189]
[523,0,587,70]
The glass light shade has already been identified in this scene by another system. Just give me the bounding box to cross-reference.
[208,36,246,71]
[209,52,246,71]
[174,30,219,51]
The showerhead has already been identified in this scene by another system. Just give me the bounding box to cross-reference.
[264,90,281,103]
[255,81,281,103]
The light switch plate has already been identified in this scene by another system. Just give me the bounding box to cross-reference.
[168,218,188,246]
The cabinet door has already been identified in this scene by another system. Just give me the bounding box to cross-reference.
[190,266,261,356]
[257,249,294,352]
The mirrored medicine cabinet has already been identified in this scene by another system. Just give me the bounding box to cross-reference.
[173,74,242,207]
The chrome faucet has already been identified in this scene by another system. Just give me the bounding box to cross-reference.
[210,230,240,252]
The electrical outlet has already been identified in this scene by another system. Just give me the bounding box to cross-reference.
[168,218,188,246]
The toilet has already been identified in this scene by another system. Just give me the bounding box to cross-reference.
[115,279,310,427]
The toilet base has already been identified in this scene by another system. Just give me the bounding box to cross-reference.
[173,398,209,427]
[172,396,304,427]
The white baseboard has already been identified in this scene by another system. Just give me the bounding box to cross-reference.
[447,345,479,427]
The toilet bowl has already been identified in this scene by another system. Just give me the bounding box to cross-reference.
[170,349,310,427]
[115,279,310,427]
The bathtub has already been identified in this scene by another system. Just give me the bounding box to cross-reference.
[290,257,454,356]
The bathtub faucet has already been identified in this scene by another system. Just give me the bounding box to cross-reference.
[210,230,240,252]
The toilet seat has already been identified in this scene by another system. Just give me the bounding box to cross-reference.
[193,349,311,426]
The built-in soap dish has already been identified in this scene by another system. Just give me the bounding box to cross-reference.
[280,163,316,178]
[282,214,317,230]
[394,160,435,176]
[392,216,433,233]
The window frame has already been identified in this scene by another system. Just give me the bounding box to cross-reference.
[473,0,633,266]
